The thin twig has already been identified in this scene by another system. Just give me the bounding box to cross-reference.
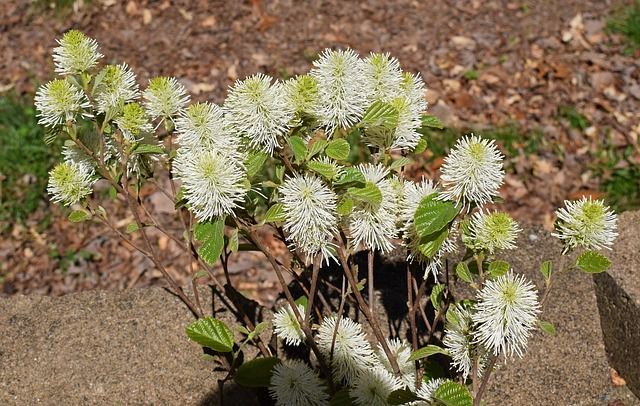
[474,354,498,406]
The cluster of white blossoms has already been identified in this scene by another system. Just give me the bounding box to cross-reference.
[466,210,521,254]
[272,303,306,346]
[552,197,618,254]
[269,360,330,406]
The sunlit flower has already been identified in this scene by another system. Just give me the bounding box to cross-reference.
[273,304,306,346]
[468,211,521,254]
[114,102,153,142]
[48,161,94,206]
[94,64,140,116]
[440,135,504,209]
[310,48,367,135]
[224,73,294,155]
[143,77,189,120]
[348,164,400,253]
[412,378,449,405]
[316,315,376,385]
[349,366,403,406]
[552,197,618,254]
[283,74,321,123]
[375,338,416,388]
[362,53,403,103]
[173,148,247,220]
[175,102,238,154]
[35,79,91,128]
[269,360,330,406]
[53,30,103,75]
[472,271,540,358]
[443,303,491,380]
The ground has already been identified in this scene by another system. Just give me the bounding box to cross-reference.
[0,0,639,302]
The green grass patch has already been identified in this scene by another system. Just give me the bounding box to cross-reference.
[607,1,640,53]
[558,106,589,131]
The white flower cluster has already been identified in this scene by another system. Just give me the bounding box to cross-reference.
[552,197,618,254]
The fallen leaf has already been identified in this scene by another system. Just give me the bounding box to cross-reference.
[610,369,626,387]
[125,0,138,16]
[142,8,152,25]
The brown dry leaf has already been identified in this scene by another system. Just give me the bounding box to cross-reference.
[142,8,152,25]
[567,189,605,200]
[125,0,138,16]
[202,15,216,28]
[178,8,193,21]
[532,158,554,178]
[610,369,627,387]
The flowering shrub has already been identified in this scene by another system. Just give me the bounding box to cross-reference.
[37,30,619,406]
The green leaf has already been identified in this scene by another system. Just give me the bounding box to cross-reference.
[109,185,118,200]
[228,229,239,253]
[288,135,307,162]
[131,144,164,155]
[330,388,356,406]
[423,360,446,381]
[294,295,308,311]
[413,138,427,154]
[433,381,473,406]
[336,196,354,216]
[193,269,208,279]
[233,357,281,388]
[389,157,413,170]
[575,250,611,273]
[361,100,399,129]
[308,159,338,180]
[264,203,286,223]
[456,262,473,283]
[487,260,509,278]
[335,166,366,187]
[194,218,225,266]
[44,128,59,146]
[408,345,450,361]
[421,114,444,129]
[325,139,351,161]
[125,223,139,233]
[387,389,423,405]
[419,228,449,259]
[540,261,552,280]
[414,194,460,237]
[430,283,445,310]
[68,210,91,223]
[185,317,234,353]
[247,321,269,341]
[308,139,328,158]
[348,181,382,206]
[539,321,556,335]
[245,150,268,178]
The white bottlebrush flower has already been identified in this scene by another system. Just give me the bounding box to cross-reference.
[35,79,91,128]
[273,304,306,346]
[53,30,103,75]
[224,73,294,155]
[94,64,140,116]
[48,161,94,206]
[362,53,403,103]
[316,315,376,385]
[279,173,338,262]
[443,303,490,380]
[375,338,416,388]
[173,148,247,220]
[175,102,238,154]
[472,271,540,359]
[411,378,449,405]
[439,135,504,209]
[552,197,618,254]
[309,48,367,135]
[468,211,521,254]
[349,366,403,406]
[143,77,190,120]
[114,102,153,142]
[348,164,400,253]
[283,74,321,122]
[269,360,330,406]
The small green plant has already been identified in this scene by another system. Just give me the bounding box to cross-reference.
[558,105,589,131]
[607,1,640,53]
[463,70,479,81]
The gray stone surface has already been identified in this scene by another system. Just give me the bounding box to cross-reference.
[594,210,640,399]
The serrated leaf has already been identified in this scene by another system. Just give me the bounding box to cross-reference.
[245,150,268,178]
[336,196,354,216]
[335,166,366,187]
[540,260,552,280]
[421,114,444,129]
[413,137,427,154]
[233,357,281,388]
[330,388,356,406]
[294,295,308,311]
[387,389,423,405]
[325,139,350,160]
[430,283,445,310]
[264,203,286,223]
[419,228,449,259]
[361,100,399,129]
[456,262,473,283]
[185,316,234,353]
[308,139,328,158]
[194,218,225,266]
[247,321,268,341]
[575,250,611,273]
[487,260,509,278]
[288,135,307,162]
[68,210,91,223]
[408,345,450,361]
[539,321,556,335]
[308,159,338,180]
[193,269,208,279]
[389,157,413,170]
[414,194,460,237]
[433,382,473,406]
[228,229,239,253]
[125,223,139,233]
[348,181,382,206]
[131,144,164,155]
